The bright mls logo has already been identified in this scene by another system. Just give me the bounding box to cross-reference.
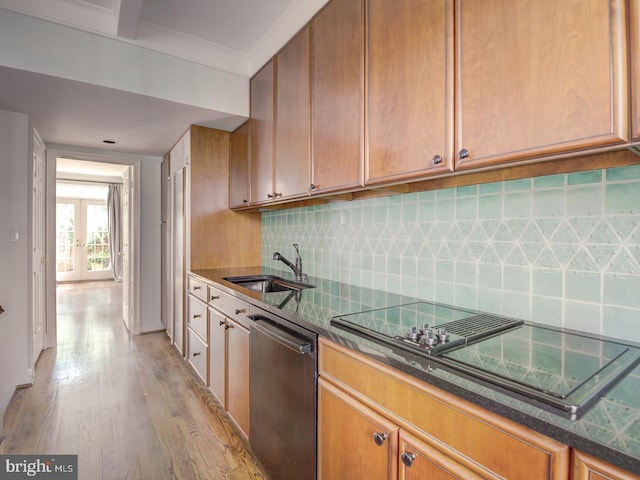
[0,455,77,479]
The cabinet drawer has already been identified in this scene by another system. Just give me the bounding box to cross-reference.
[208,285,250,322]
[187,294,208,340]
[188,328,208,384]
[187,275,208,302]
[319,338,569,480]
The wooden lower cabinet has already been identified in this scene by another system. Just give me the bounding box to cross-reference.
[572,450,640,480]
[319,337,570,480]
[319,377,399,480]
[226,317,250,437]
[209,307,226,405]
[208,305,251,438]
[399,430,488,480]
[319,378,491,480]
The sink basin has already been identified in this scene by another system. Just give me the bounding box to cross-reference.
[223,275,314,294]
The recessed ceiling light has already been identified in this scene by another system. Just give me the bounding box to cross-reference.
[103,139,116,144]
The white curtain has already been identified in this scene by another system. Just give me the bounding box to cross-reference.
[107,184,122,281]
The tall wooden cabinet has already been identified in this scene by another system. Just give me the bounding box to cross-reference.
[229,121,250,209]
[455,0,628,169]
[366,0,454,185]
[311,0,365,194]
[167,126,261,355]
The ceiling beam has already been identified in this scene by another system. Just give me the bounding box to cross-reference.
[115,0,144,39]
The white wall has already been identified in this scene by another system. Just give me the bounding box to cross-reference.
[0,111,33,418]
[0,8,249,116]
[47,144,164,335]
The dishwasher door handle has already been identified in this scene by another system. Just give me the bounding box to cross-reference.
[251,318,313,355]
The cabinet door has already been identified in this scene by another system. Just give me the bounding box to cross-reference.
[226,318,250,438]
[208,307,227,406]
[366,0,454,185]
[275,24,311,200]
[399,431,488,480]
[631,0,640,140]
[250,60,275,205]
[229,121,250,209]
[318,378,399,480]
[187,328,208,385]
[572,450,640,480]
[311,0,364,194]
[456,0,628,169]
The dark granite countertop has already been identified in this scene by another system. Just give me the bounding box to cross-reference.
[191,266,640,475]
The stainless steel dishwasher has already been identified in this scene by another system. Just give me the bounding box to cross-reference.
[248,307,317,480]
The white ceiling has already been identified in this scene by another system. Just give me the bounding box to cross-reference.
[0,0,328,156]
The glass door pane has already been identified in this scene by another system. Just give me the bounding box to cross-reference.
[85,203,111,273]
[56,200,78,281]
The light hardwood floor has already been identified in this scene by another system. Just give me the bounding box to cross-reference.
[0,281,269,480]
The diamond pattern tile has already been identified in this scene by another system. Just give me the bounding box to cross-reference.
[262,166,640,338]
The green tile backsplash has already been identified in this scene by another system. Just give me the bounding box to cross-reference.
[262,166,640,342]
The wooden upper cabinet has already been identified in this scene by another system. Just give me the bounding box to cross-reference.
[631,0,640,140]
[250,60,275,205]
[366,0,454,185]
[229,121,250,209]
[311,0,365,194]
[456,0,629,170]
[275,24,311,201]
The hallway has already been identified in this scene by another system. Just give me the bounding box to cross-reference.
[1,281,268,480]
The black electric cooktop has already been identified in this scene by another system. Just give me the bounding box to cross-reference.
[331,302,640,419]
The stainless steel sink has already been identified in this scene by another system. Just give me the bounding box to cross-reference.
[223,275,314,294]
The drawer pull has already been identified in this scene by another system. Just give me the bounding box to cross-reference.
[235,308,246,315]
[210,295,220,301]
[225,324,234,330]
[219,320,226,326]
[193,352,202,357]
[401,452,416,467]
[373,432,387,446]
[193,314,202,319]
[193,285,201,290]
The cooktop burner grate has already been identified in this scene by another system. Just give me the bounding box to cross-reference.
[440,314,523,342]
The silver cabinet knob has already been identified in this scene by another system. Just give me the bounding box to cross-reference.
[401,452,416,467]
[373,432,388,446]
[458,148,470,160]
[432,154,443,165]
[211,295,220,301]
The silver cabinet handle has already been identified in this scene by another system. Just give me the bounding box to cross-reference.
[193,314,202,318]
[193,352,202,357]
[373,432,387,446]
[219,320,226,326]
[193,285,201,290]
[235,308,246,315]
[401,452,416,467]
[210,295,220,301]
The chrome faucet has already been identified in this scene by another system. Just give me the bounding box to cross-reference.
[273,243,306,282]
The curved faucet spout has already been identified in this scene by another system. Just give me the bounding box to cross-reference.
[272,244,305,282]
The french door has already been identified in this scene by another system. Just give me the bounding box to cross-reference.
[56,198,112,282]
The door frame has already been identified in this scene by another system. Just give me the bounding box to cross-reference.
[44,149,142,348]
